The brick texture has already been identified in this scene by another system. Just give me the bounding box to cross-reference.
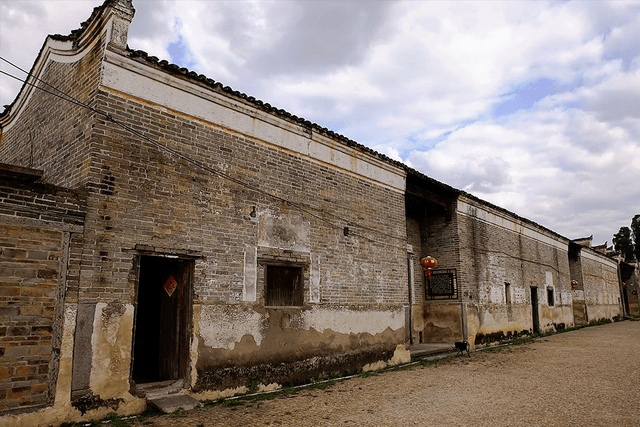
[68,89,407,308]
[0,36,104,189]
[0,174,86,414]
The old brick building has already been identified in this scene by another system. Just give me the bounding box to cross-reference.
[0,1,624,425]
[406,187,621,347]
[1,1,409,425]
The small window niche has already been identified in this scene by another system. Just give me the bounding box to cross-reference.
[265,265,304,307]
[547,287,555,307]
[505,282,511,304]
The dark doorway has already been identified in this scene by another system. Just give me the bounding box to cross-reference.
[132,256,192,384]
[531,286,540,334]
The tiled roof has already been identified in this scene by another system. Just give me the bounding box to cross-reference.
[124,47,407,173]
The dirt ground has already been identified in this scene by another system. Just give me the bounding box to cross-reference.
[137,321,640,427]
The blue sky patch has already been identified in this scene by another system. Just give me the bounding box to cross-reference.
[493,78,559,116]
[167,34,196,69]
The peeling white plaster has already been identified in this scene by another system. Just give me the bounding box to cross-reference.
[199,305,265,350]
[545,271,554,287]
[89,303,134,399]
[310,254,321,303]
[302,307,404,335]
[561,291,572,306]
[490,286,504,304]
[258,211,310,251]
[53,303,78,408]
[243,246,257,302]
[513,287,526,304]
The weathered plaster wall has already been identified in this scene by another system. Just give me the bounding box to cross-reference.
[0,302,144,427]
[406,205,461,343]
[72,79,408,395]
[456,196,573,346]
[89,303,135,398]
[580,250,621,321]
[422,302,464,343]
[91,66,405,388]
[193,304,404,390]
[1,1,409,418]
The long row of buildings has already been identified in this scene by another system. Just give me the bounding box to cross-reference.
[1,1,638,425]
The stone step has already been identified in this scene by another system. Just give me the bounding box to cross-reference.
[148,394,200,414]
[409,343,456,358]
[133,379,184,399]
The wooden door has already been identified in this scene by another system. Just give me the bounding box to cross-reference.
[132,256,192,383]
[530,286,540,334]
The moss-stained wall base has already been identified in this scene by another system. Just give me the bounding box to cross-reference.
[468,304,531,346]
[192,304,405,391]
[195,346,396,391]
[537,305,574,332]
[467,303,574,346]
[586,304,621,322]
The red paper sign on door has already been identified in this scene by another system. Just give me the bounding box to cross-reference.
[164,276,178,297]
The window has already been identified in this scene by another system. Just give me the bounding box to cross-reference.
[547,288,554,307]
[265,265,303,307]
[505,282,511,304]
[425,269,458,300]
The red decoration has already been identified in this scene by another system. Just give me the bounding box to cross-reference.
[420,256,437,280]
[571,280,579,290]
[164,276,178,297]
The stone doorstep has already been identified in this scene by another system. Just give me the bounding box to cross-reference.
[409,343,456,358]
[133,379,184,399]
[148,394,200,414]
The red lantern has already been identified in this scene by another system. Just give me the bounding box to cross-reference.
[571,280,579,290]
[420,256,437,280]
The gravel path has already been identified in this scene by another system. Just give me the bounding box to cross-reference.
[136,320,640,427]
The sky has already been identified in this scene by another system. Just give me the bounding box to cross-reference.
[1,0,639,246]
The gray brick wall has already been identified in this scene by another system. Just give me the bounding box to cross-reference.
[0,37,104,189]
[0,174,85,415]
[71,89,407,308]
[457,202,571,306]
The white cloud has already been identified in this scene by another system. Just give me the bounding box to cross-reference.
[0,1,97,107]
[1,0,639,244]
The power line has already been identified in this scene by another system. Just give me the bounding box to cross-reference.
[0,69,91,111]
[0,56,410,249]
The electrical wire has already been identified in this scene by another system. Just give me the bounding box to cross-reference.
[0,56,410,249]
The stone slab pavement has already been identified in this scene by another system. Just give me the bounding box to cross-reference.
[133,320,640,427]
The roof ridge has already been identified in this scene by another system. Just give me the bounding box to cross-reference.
[125,47,408,171]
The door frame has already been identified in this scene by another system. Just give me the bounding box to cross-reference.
[130,251,196,385]
[530,286,540,334]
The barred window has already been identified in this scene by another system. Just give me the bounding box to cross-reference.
[425,269,458,300]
